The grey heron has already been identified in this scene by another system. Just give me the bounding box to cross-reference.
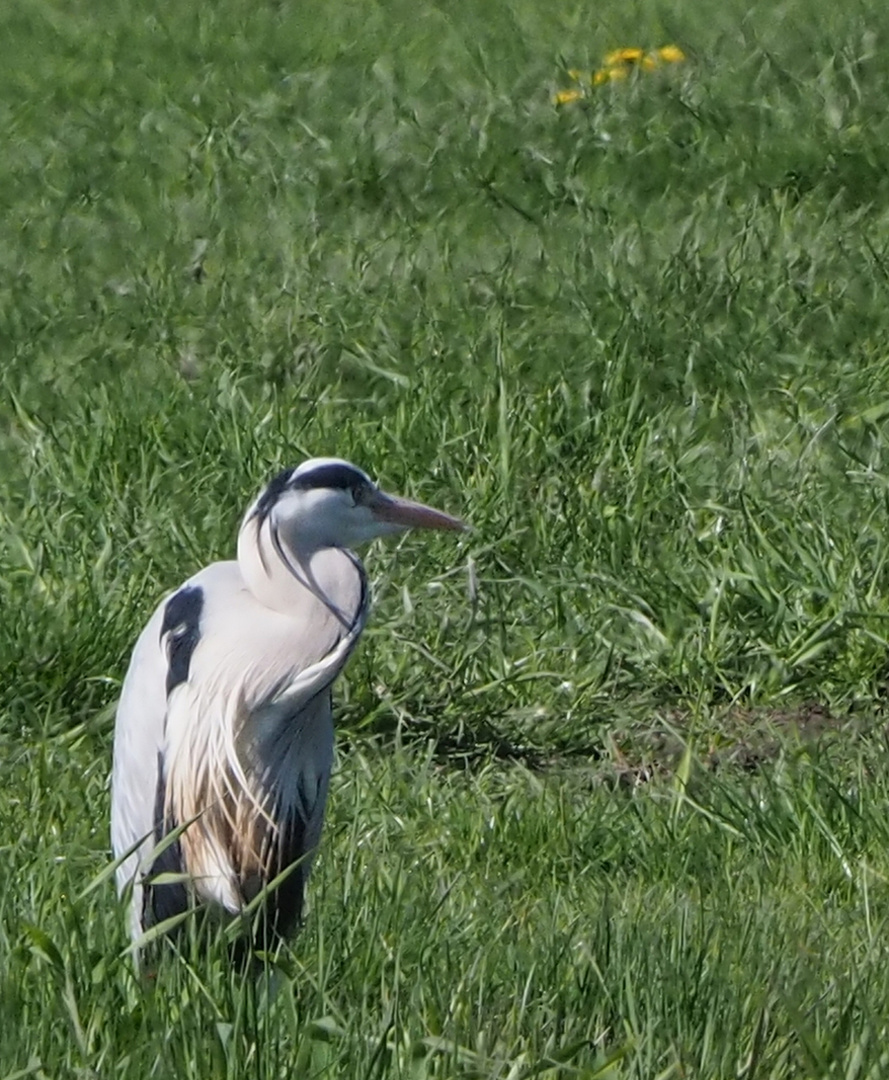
[111,457,464,946]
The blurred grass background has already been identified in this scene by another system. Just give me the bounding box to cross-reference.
[4,0,889,1075]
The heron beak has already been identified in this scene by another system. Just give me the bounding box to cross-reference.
[369,490,466,532]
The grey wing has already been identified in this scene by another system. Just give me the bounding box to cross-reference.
[111,575,208,939]
[246,687,335,936]
[110,601,170,940]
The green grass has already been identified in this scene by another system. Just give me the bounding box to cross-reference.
[4,0,889,1074]
[7,734,889,1077]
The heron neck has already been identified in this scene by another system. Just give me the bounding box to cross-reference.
[237,517,364,628]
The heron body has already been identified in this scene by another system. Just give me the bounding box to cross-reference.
[111,458,462,944]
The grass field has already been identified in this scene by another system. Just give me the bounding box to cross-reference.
[4,0,889,1074]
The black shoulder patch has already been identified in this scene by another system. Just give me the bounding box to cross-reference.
[160,585,203,697]
[291,462,367,493]
[143,751,188,929]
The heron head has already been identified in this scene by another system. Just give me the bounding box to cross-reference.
[246,457,465,551]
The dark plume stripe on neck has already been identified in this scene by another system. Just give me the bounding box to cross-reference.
[251,466,297,525]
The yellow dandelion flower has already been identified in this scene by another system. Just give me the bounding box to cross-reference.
[604,47,645,66]
[591,65,630,85]
[641,54,658,71]
[554,88,584,105]
[657,45,686,63]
